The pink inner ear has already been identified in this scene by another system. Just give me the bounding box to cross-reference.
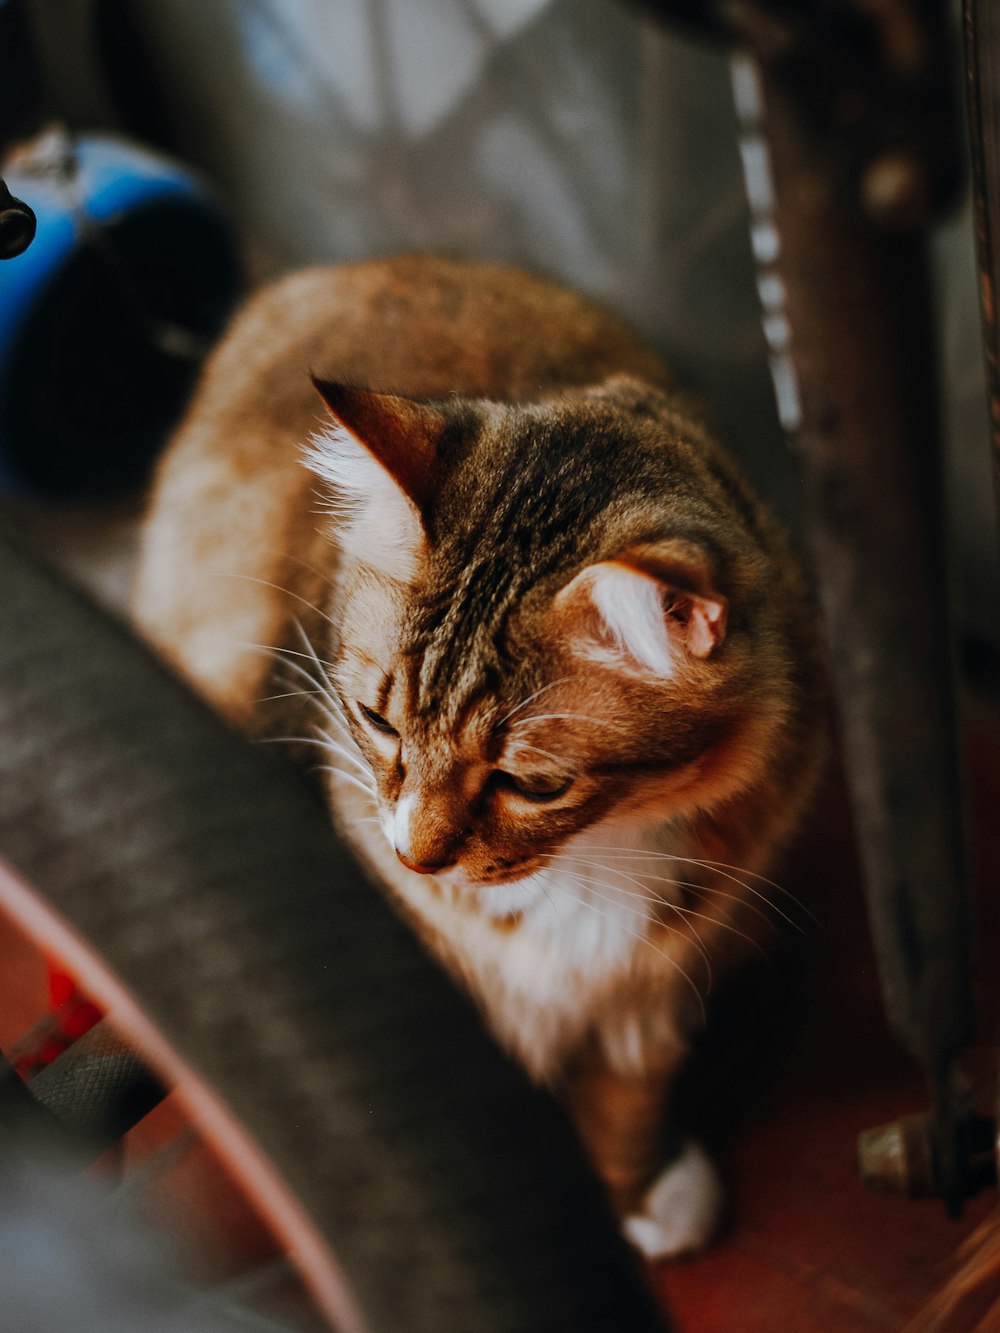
[557,558,727,678]
[669,590,727,659]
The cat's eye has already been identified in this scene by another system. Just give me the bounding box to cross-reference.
[497,770,573,802]
[358,702,398,736]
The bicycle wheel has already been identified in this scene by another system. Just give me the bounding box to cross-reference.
[0,531,666,1332]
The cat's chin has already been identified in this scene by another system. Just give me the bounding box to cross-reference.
[436,866,546,918]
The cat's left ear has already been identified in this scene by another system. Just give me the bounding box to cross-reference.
[554,539,728,676]
[308,378,445,515]
[307,379,446,581]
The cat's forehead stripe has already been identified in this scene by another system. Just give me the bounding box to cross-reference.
[376,672,394,714]
[400,654,422,717]
[410,411,648,707]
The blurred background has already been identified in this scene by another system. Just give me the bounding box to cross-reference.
[0,0,995,655]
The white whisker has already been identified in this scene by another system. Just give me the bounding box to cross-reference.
[571,843,811,928]
[236,644,332,698]
[288,621,350,721]
[243,641,336,671]
[315,732,372,782]
[256,687,325,703]
[687,856,815,921]
[509,712,618,731]
[580,844,807,903]
[218,572,339,631]
[555,857,767,958]
[668,861,802,932]
[243,621,358,756]
[254,728,376,798]
[308,690,351,735]
[255,734,327,748]
[315,764,378,800]
[263,547,337,587]
[256,734,370,780]
[257,655,352,742]
[549,863,714,985]
[557,863,720,991]
[497,678,574,726]
[513,741,565,765]
[268,654,334,705]
[290,616,337,677]
[538,878,565,927]
[556,854,778,938]
[539,875,706,1022]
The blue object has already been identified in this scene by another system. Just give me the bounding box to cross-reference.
[0,133,242,496]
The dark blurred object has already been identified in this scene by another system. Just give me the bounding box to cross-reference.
[638,0,979,1216]
[0,0,47,152]
[0,1150,239,1333]
[0,0,45,260]
[631,0,961,227]
[859,1106,997,1200]
[0,0,241,496]
[0,1019,164,1158]
[964,0,1000,534]
[0,177,36,258]
[21,0,175,149]
[26,1020,165,1152]
[0,130,242,497]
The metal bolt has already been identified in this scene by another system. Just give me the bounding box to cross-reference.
[859,1108,999,1202]
[858,1113,938,1197]
[861,151,930,228]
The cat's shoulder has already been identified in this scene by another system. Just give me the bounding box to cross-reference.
[219,256,668,400]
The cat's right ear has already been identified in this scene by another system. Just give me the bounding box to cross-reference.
[306,379,444,579]
[554,539,728,678]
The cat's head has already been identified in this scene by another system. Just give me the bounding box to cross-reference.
[306,376,794,904]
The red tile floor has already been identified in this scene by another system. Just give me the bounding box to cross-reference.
[1,694,998,1330]
[652,697,1000,1330]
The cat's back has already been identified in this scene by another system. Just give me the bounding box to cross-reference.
[207,255,667,409]
[135,257,666,722]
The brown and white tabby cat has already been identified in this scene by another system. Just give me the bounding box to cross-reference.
[134,255,824,1258]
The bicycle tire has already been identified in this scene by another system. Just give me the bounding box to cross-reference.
[0,532,666,1333]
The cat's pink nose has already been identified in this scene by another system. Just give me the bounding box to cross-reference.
[396,850,450,875]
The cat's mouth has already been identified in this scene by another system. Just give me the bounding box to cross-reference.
[392,851,549,913]
[436,860,545,890]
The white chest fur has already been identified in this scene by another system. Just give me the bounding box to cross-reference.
[334,777,690,1084]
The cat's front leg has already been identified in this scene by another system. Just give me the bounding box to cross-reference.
[562,1037,722,1260]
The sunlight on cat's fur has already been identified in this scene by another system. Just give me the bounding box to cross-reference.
[134,257,825,1257]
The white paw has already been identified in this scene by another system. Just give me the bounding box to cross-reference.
[622,1140,723,1259]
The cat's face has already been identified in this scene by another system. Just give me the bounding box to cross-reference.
[309,378,787,903]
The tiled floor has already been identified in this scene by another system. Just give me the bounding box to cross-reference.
[652,703,1000,1330]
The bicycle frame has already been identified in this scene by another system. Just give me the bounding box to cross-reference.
[635,0,979,1212]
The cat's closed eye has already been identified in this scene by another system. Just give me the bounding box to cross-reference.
[494,770,573,802]
[358,702,398,736]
